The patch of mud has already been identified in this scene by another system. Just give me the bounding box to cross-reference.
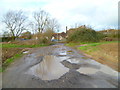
[81,57,89,59]
[53,46,60,48]
[67,50,74,55]
[61,60,80,69]
[67,50,73,52]
[27,55,69,80]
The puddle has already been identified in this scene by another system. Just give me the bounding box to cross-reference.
[62,49,66,50]
[66,58,80,64]
[77,59,118,77]
[58,51,67,56]
[99,65,118,77]
[27,55,69,80]
[77,67,99,74]
[23,51,29,54]
[58,56,70,61]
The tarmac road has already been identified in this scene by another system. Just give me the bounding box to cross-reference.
[2,44,119,88]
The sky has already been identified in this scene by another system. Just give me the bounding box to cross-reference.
[0,0,119,34]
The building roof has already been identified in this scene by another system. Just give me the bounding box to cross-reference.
[52,32,67,38]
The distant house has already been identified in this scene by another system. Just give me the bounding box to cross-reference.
[51,32,67,41]
[97,29,118,35]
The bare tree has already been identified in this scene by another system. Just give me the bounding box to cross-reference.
[46,18,60,32]
[29,22,37,34]
[33,9,49,33]
[2,10,27,39]
[44,29,55,41]
[2,31,11,37]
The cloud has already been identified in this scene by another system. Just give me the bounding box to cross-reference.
[0,0,119,33]
[42,0,118,30]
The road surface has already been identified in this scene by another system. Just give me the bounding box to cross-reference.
[2,44,119,88]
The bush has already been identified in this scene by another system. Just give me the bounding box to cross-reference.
[107,31,119,38]
[39,37,50,44]
[20,31,32,39]
[67,27,105,43]
[98,29,119,41]
[97,32,106,40]
[2,37,14,42]
[32,32,53,44]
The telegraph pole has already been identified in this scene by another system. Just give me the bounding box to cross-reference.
[66,26,67,34]
[57,29,59,43]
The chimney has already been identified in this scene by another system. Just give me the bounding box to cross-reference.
[66,26,67,34]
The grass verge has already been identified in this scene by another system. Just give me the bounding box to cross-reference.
[1,53,23,72]
[1,43,47,48]
[66,41,119,47]
[1,43,50,72]
[66,41,119,72]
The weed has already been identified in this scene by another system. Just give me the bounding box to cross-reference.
[1,53,23,72]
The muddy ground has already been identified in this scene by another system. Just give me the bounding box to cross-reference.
[2,44,119,88]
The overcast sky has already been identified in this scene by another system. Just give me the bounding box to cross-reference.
[0,0,119,34]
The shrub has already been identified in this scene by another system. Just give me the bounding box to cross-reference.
[98,29,119,41]
[32,31,53,44]
[67,27,105,43]
[38,37,50,44]
[20,31,32,39]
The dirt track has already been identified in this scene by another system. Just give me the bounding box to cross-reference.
[2,44,119,88]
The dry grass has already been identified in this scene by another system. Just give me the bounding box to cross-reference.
[79,42,119,71]
[91,43,119,71]
[1,40,48,64]
[11,39,40,45]
[2,48,24,63]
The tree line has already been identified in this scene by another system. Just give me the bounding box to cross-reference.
[2,9,60,40]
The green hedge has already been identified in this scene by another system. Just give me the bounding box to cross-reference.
[67,28,105,43]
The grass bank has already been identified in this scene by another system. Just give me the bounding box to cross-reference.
[1,53,23,72]
[1,43,47,48]
[66,41,119,72]
[1,43,49,72]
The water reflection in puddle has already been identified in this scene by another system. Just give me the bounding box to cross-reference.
[27,55,69,80]
[59,51,67,56]
[66,58,80,64]
[77,60,118,77]
[23,51,29,54]
[77,67,99,74]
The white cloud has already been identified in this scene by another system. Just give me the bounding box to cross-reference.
[42,0,118,31]
[0,0,119,33]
